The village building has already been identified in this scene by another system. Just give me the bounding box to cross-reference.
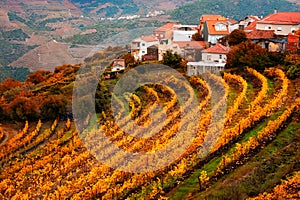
[131,35,159,60]
[142,45,159,61]
[246,29,277,50]
[131,11,300,65]
[111,59,125,72]
[243,11,300,52]
[173,24,198,41]
[256,11,300,36]
[187,43,229,76]
[172,41,206,61]
[200,15,236,44]
[199,14,223,36]
[153,22,176,41]
[239,16,260,32]
[158,39,181,61]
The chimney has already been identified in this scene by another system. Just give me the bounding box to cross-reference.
[274,8,278,14]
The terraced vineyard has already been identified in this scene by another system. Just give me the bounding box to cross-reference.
[0,65,299,199]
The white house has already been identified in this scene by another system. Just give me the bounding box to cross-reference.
[256,12,300,36]
[111,59,125,72]
[173,24,198,41]
[239,15,260,32]
[202,20,230,44]
[187,43,229,76]
[201,43,228,63]
[187,62,226,76]
[131,35,159,60]
[201,16,236,44]
[153,22,176,41]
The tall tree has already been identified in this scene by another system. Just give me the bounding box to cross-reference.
[162,50,183,68]
[228,29,247,46]
[219,29,246,46]
[40,95,67,120]
[9,97,39,121]
[226,41,272,70]
[26,70,52,85]
[120,53,135,67]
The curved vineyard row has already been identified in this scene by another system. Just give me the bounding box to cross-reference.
[216,98,300,176]
[211,68,289,154]
[132,68,293,199]
[0,66,298,200]
[223,72,248,124]
[248,171,300,200]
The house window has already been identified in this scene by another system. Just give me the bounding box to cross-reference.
[215,23,227,31]
[207,55,211,61]
[219,55,222,59]
[142,51,145,54]
[265,26,272,30]
[142,43,145,46]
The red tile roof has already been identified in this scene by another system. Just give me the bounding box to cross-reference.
[202,43,229,54]
[141,35,158,42]
[200,15,223,23]
[246,30,275,39]
[244,20,257,31]
[228,19,238,24]
[173,41,206,49]
[154,22,175,32]
[113,59,125,67]
[258,12,300,25]
[205,20,230,35]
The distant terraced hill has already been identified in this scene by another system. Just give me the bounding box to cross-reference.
[171,0,300,24]
[1,0,299,71]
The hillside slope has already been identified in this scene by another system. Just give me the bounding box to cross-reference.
[170,0,300,24]
[0,63,299,199]
[1,0,299,71]
[70,0,195,16]
[10,41,95,72]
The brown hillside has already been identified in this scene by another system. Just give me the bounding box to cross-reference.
[0,0,82,18]
[10,41,96,72]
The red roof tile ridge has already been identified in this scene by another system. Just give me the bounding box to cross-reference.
[246,29,275,39]
[155,22,175,31]
[141,35,158,42]
[202,43,229,53]
[259,12,300,24]
[201,14,223,21]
